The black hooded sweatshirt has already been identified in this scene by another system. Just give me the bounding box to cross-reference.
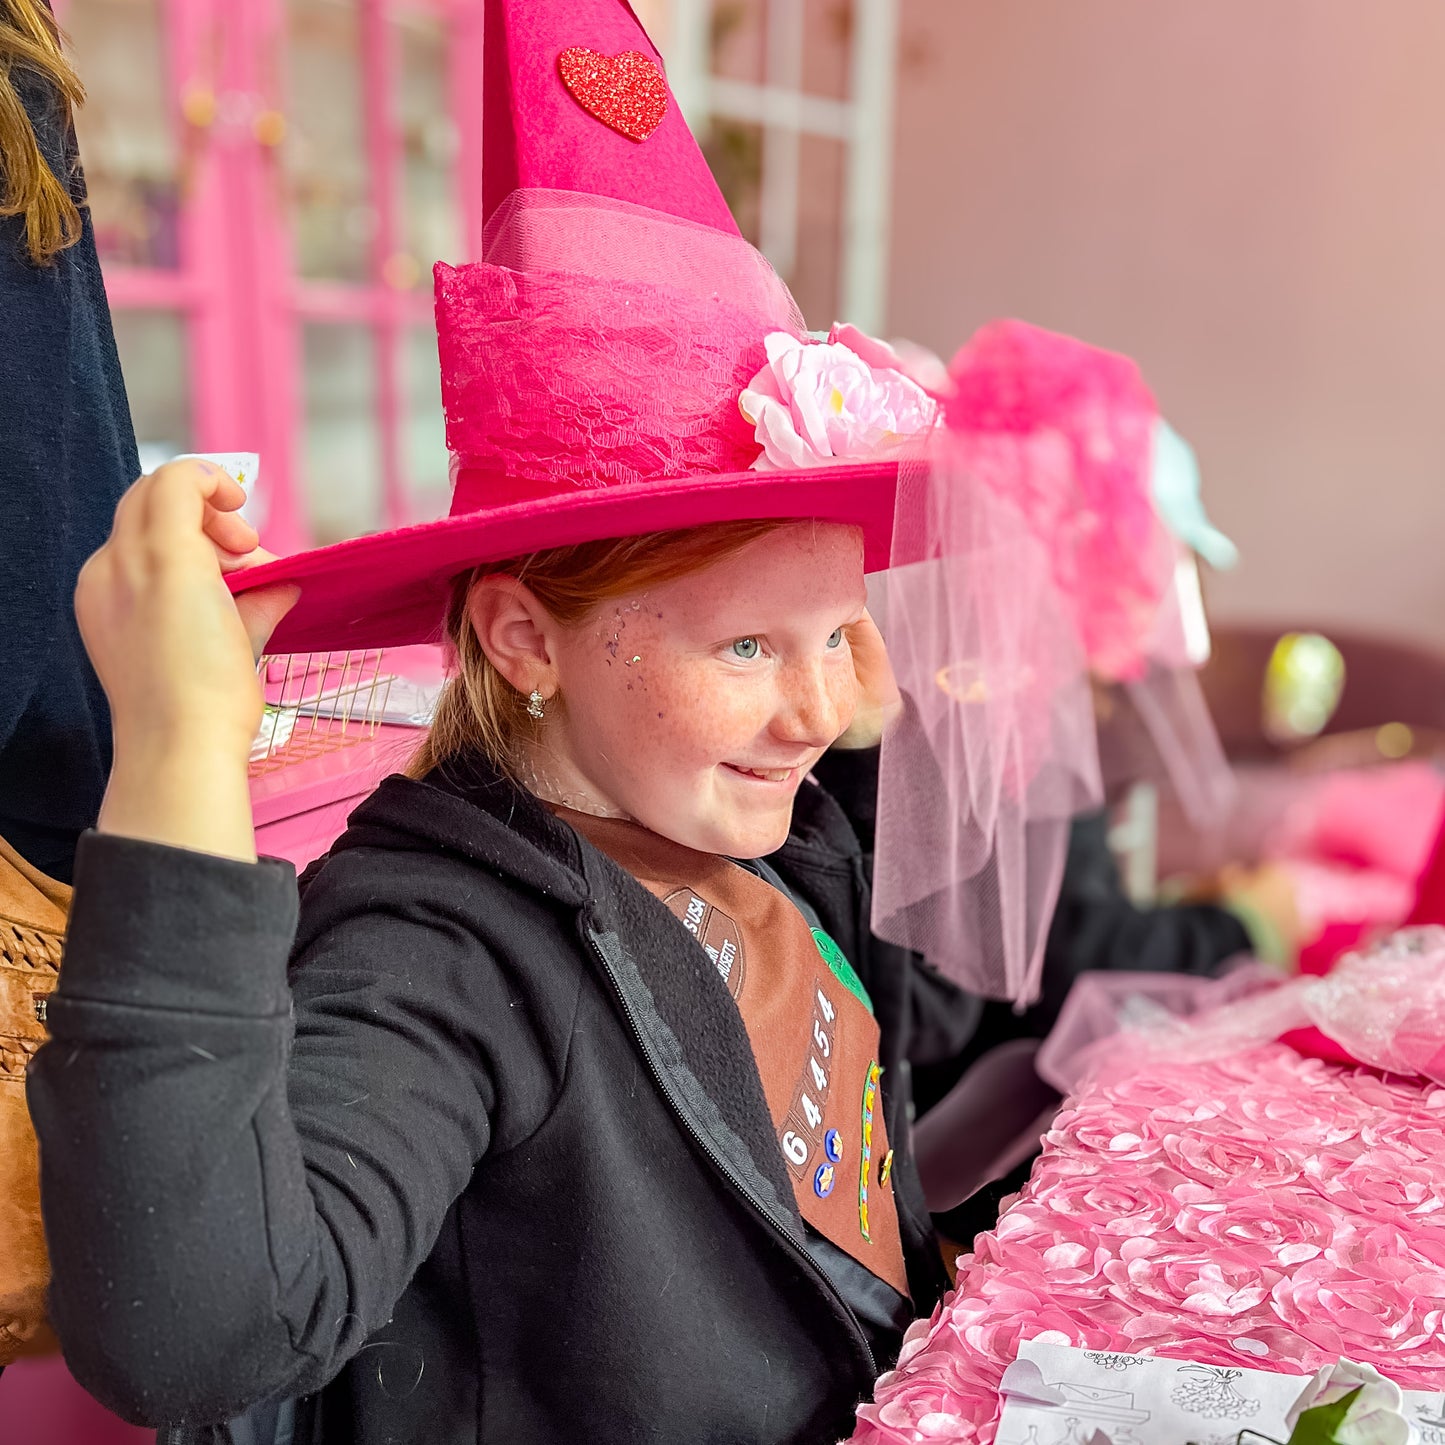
[30,754,954,1445]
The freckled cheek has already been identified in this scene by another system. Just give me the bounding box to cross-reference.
[829,666,861,731]
[630,667,771,763]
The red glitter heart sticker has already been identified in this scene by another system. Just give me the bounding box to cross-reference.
[558,47,668,143]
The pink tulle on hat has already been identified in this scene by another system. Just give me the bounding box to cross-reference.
[945,323,1233,829]
[944,320,1176,683]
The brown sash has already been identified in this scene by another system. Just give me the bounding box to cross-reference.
[559,809,910,1297]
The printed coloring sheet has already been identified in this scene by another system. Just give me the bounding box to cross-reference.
[995,1339,1445,1445]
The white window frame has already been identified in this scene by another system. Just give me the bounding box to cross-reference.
[659,0,899,334]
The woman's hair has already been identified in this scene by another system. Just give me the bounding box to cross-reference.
[408,519,788,781]
[0,0,84,265]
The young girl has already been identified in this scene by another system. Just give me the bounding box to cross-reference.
[48,493,942,1445]
[30,3,975,1441]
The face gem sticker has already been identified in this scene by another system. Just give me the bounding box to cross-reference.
[558,48,668,142]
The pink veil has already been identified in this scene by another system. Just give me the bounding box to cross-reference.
[871,322,1233,1003]
[872,447,1102,1006]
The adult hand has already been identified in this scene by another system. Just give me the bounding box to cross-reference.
[75,459,299,860]
[832,611,903,750]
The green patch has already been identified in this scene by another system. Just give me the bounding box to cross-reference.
[1290,1385,1365,1444]
[812,928,873,1014]
[1210,1387,1368,1445]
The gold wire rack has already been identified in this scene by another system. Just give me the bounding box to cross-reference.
[249,650,397,777]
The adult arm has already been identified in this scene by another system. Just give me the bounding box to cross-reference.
[1029,809,1251,1032]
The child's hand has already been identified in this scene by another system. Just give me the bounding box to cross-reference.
[832,611,902,750]
[1220,861,1303,970]
[76,459,299,860]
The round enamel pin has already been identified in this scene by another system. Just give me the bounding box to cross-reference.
[824,1129,843,1163]
[813,1163,836,1199]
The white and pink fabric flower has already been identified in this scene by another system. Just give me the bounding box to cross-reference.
[1286,1359,1410,1445]
[739,326,940,471]
[845,996,1445,1445]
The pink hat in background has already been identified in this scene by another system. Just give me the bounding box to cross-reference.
[232,0,939,655]
[945,319,1177,683]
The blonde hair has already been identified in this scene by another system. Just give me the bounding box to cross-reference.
[408,520,788,781]
[0,0,84,266]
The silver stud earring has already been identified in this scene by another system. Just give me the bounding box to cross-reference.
[527,690,546,720]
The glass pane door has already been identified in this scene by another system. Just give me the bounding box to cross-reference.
[284,0,385,541]
[285,0,374,282]
[282,0,471,544]
[299,322,382,544]
[396,7,461,278]
[68,0,181,270]
[65,0,194,471]
[65,0,485,551]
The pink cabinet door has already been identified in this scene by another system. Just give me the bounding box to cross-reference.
[63,0,485,557]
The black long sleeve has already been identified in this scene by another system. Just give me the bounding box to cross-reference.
[1033,809,1250,1030]
[29,832,546,1425]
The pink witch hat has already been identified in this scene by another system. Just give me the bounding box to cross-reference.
[235,0,938,654]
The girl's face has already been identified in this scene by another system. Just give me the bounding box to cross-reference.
[543,523,867,857]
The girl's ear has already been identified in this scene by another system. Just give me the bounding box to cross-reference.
[465,575,559,701]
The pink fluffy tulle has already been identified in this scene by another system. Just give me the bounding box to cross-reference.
[945,321,1177,684]
[871,321,1224,1005]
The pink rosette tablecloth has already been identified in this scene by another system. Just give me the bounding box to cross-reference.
[849,1041,1445,1443]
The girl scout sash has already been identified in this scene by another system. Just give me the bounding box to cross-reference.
[560,809,910,1296]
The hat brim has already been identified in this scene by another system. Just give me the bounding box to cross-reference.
[232,460,900,654]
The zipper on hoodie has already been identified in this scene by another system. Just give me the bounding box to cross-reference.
[584,924,877,1381]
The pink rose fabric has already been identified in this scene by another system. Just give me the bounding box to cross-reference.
[739,327,939,470]
[845,1042,1445,1444]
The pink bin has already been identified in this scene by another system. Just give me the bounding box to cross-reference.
[252,723,421,869]
[1,1354,152,1444]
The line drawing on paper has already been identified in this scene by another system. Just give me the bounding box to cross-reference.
[1084,1352,1147,1372]
[1170,1365,1262,1420]
[1414,1396,1445,1445]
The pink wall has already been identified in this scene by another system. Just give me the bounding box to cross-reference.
[887,0,1445,649]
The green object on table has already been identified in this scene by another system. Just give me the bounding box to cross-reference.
[1218,1387,1365,1445]
[1286,1385,1365,1444]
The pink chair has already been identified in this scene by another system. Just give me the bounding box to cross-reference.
[1,1354,152,1443]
